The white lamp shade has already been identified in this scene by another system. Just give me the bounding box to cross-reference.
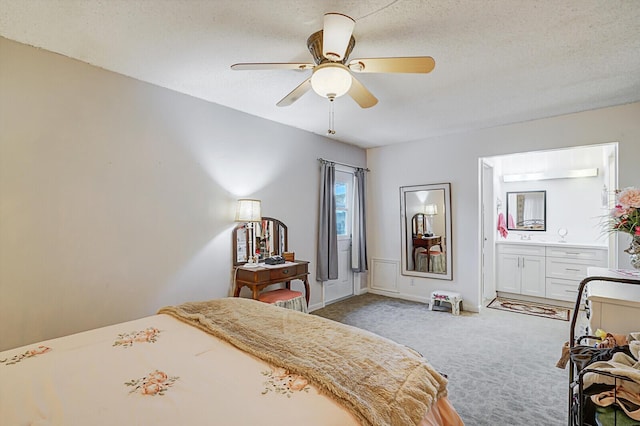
[235,199,262,222]
[322,13,355,61]
[424,204,438,215]
[311,63,352,98]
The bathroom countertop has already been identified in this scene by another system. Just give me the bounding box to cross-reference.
[495,239,608,249]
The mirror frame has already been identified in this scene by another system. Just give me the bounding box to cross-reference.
[400,183,453,280]
[506,190,547,231]
[232,217,288,266]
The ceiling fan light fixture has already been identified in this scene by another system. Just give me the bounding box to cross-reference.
[232,12,431,109]
[322,13,355,61]
[311,63,352,99]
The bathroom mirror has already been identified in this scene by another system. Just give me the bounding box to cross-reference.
[233,217,287,266]
[400,183,452,280]
[506,190,546,231]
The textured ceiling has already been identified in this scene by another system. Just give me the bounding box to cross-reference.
[1,0,639,148]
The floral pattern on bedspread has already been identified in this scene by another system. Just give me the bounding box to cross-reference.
[125,370,179,396]
[0,345,51,366]
[113,327,160,348]
[261,367,310,397]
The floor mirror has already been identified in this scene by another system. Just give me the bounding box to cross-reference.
[400,183,452,280]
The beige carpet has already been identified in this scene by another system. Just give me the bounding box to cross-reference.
[313,293,571,426]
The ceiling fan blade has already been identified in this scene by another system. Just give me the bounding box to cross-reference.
[322,13,355,61]
[231,62,314,71]
[347,75,378,108]
[276,77,313,107]
[348,56,435,74]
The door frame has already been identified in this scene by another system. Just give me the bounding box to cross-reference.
[322,167,355,305]
[481,161,496,303]
[479,143,619,311]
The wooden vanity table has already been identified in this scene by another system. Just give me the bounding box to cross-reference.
[232,217,309,306]
[234,260,310,306]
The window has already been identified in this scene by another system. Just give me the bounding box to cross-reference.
[334,171,352,238]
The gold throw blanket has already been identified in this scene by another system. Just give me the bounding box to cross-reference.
[159,297,447,426]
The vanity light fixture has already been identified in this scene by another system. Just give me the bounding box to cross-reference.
[502,168,598,183]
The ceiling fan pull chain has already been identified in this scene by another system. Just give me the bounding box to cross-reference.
[328,98,336,135]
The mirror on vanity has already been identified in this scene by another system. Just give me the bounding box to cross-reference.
[233,217,287,266]
[506,190,547,231]
[400,183,452,280]
[412,214,428,236]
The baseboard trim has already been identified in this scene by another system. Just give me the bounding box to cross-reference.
[355,287,368,296]
[308,302,324,312]
[368,288,429,304]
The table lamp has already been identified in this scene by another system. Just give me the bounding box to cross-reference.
[424,204,438,236]
[235,199,262,264]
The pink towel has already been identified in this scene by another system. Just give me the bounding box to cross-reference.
[497,213,508,238]
[508,213,515,229]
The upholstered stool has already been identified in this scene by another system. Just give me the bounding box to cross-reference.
[414,248,429,272]
[429,290,462,315]
[428,250,446,273]
[258,289,308,313]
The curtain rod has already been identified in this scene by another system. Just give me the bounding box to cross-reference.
[318,158,370,172]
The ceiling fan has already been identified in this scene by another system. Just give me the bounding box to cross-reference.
[231,13,435,109]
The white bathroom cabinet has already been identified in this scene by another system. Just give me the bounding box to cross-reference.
[496,242,607,302]
[496,244,546,297]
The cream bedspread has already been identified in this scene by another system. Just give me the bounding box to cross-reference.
[159,297,449,426]
[1,313,361,425]
[1,297,461,425]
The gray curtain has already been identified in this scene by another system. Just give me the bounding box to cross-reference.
[351,168,368,272]
[317,161,338,281]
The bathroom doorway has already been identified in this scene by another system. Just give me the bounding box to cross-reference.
[479,143,618,305]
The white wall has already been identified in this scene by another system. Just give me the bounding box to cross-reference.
[0,37,365,351]
[367,102,640,311]
[500,175,606,244]
[492,144,612,244]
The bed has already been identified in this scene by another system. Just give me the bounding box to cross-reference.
[0,297,463,425]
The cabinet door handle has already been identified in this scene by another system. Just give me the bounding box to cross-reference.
[564,289,578,293]
[522,257,525,268]
[565,268,581,272]
[517,257,520,267]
